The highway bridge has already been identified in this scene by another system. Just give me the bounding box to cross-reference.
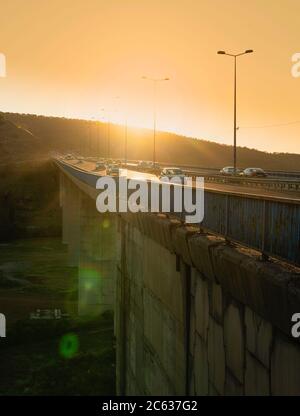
[56,155,300,265]
[63,155,300,194]
[54,155,300,396]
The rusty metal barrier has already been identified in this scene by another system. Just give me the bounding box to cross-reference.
[199,189,300,265]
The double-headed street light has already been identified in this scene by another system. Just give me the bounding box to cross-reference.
[142,76,170,166]
[217,49,254,173]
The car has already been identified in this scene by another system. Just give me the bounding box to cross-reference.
[220,166,241,176]
[138,160,149,169]
[148,162,160,170]
[240,167,267,177]
[106,165,120,176]
[104,158,113,165]
[136,160,151,172]
[94,162,106,171]
[160,167,185,183]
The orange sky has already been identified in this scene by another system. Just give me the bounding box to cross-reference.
[0,0,300,154]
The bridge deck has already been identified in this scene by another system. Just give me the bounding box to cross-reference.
[62,157,300,202]
[55,157,300,265]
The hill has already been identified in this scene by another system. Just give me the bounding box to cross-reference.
[0,114,47,164]
[1,112,300,171]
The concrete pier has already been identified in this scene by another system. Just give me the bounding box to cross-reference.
[58,164,300,395]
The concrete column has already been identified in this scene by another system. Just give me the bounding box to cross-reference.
[61,175,81,266]
[59,172,64,208]
[61,174,69,245]
[67,181,81,267]
[78,194,117,316]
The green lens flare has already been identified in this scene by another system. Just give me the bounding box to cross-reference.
[59,333,79,359]
[102,219,110,229]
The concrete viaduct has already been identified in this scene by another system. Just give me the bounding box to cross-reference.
[56,157,300,396]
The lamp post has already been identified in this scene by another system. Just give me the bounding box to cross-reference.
[95,118,100,158]
[142,76,169,166]
[111,96,121,161]
[99,108,106,158]
[90,116,97,155]
[124,118,128,166]
[217,49,253,173]
[114,96,128,165]
[100,108,110,159]
[86,120,91,156]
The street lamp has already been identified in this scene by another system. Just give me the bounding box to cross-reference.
[142,76,170,166]
[86,119,91,156]
[94,116,101,158]
[101,98,121,160]
[100,108,110,159]
[217,49,253,173]
[99,109,108,158]
[124,118,128,166]
[113,96,128,166]
[90,116,97,155]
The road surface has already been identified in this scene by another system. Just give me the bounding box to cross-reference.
[62,158,300,202]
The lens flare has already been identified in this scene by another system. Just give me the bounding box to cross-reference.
[59,333,79,359]
[102,219,110,229]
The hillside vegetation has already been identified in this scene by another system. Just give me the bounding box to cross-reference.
[1,112,300,171]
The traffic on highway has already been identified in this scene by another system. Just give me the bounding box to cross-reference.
[58,153,300,200]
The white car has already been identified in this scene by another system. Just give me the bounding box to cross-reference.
[220,166,241,176]
[138,160,152,170]
[160,167,185,183]
[148,162,160,170]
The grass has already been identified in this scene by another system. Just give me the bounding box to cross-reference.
[0,238,77,295]
[0,238,116,396]
[0,238,78,322]
[0,314,115,396]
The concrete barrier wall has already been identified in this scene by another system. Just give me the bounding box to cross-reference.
[116,212,300,396]
[78,195,117,316]
[61,174,117,316]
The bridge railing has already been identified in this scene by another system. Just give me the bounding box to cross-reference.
[187,173,300,192]
[154,182,300,265]
[192,190,299,265]
[56,159,300,266]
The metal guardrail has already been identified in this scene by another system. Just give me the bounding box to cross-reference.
[131,165,300,192]
[193,190,300,265]
[162,162,300,179]
[187,173,300,192]
[56,159,300,266]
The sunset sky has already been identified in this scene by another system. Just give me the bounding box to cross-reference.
[0,0,300,153]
